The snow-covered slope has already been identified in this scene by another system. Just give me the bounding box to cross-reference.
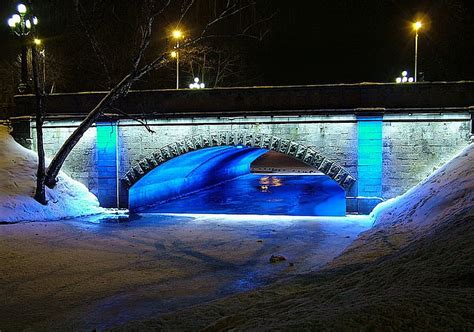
[331,142,474,266]
[0,125,103,222]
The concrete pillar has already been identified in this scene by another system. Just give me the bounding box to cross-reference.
[356,115,383,213]
[96,122,119,208]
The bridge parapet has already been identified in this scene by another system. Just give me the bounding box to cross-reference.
[13,81,474,118]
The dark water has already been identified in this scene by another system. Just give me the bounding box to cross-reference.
[143,174,346,216]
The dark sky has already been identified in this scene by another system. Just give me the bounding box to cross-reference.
[261,0,474,84]
[1,0,473,90]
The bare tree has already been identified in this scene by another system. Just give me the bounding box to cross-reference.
[31,41,47,204]
[42,0,272,190]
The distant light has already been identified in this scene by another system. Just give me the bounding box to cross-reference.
[172,30,183,39]
[170,51,177,58]
[395,70,414,84]
[413,21,422,31]
[7,18,15,27]
[25,19,31,29]
[32,16,38,25]
[190,77,205,89]
[33,38,41,45]
[17,4,27,14]
[12,14,21,24]
[236,145,244,149]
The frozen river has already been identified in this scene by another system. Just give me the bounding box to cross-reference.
[0,212,371,330]
[142,173,346,216]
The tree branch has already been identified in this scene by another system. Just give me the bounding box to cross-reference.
[74,0,113,88]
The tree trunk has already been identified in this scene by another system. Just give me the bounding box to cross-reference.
[31,44,47,205]
[44,73,136,188]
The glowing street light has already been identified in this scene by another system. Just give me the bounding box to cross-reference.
[189,77,205,89]
[7,3,39,93]
[413,21,422,82]
[171,29,183,89]
[172,30,183,39]
[395,70,414,84]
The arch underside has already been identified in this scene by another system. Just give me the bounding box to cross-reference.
[123,132,356,190]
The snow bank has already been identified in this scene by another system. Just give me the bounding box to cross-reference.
[0,125,103,222]
[332,142,474,266]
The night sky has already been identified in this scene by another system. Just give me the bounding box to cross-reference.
[0,0,473,91]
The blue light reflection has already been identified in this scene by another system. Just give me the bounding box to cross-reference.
[129,146,346,216]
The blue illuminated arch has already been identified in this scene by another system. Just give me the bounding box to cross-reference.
[124,131,355,187]
[129,146,269,210]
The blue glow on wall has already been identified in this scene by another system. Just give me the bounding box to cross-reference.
[96,122,118,207]
[129,146,268,211]
[357,116,383,198]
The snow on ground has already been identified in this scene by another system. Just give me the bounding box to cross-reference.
[330,142,474,267]
[0,125,103,222]
[124,142,474,330]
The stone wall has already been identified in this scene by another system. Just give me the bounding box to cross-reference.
[31,125,98,197]
[382,119,471,198]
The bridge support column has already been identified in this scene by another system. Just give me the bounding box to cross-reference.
[356,115,384,213]
[96,121,119,208]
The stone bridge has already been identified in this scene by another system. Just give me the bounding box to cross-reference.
[10,81,474,214]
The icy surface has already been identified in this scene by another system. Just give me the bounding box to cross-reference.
[127,143,474,330]
[0,125,103,222]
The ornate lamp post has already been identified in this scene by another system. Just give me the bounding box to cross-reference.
[7,3,38,93]
[189,77,205,89]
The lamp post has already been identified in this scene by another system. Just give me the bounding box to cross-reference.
[7,3,38,93]
[413,21,422,82]
[34,38,46,93]
[171,29,183,89]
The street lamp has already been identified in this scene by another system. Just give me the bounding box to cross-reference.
[7,3,38,93]
[413,21,422,82]
[395,70,414,84]
[171,29,183,89]
[34,38,46,93]
[189,77,205,89]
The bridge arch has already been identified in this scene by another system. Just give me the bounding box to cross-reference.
[123,131,356,191]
